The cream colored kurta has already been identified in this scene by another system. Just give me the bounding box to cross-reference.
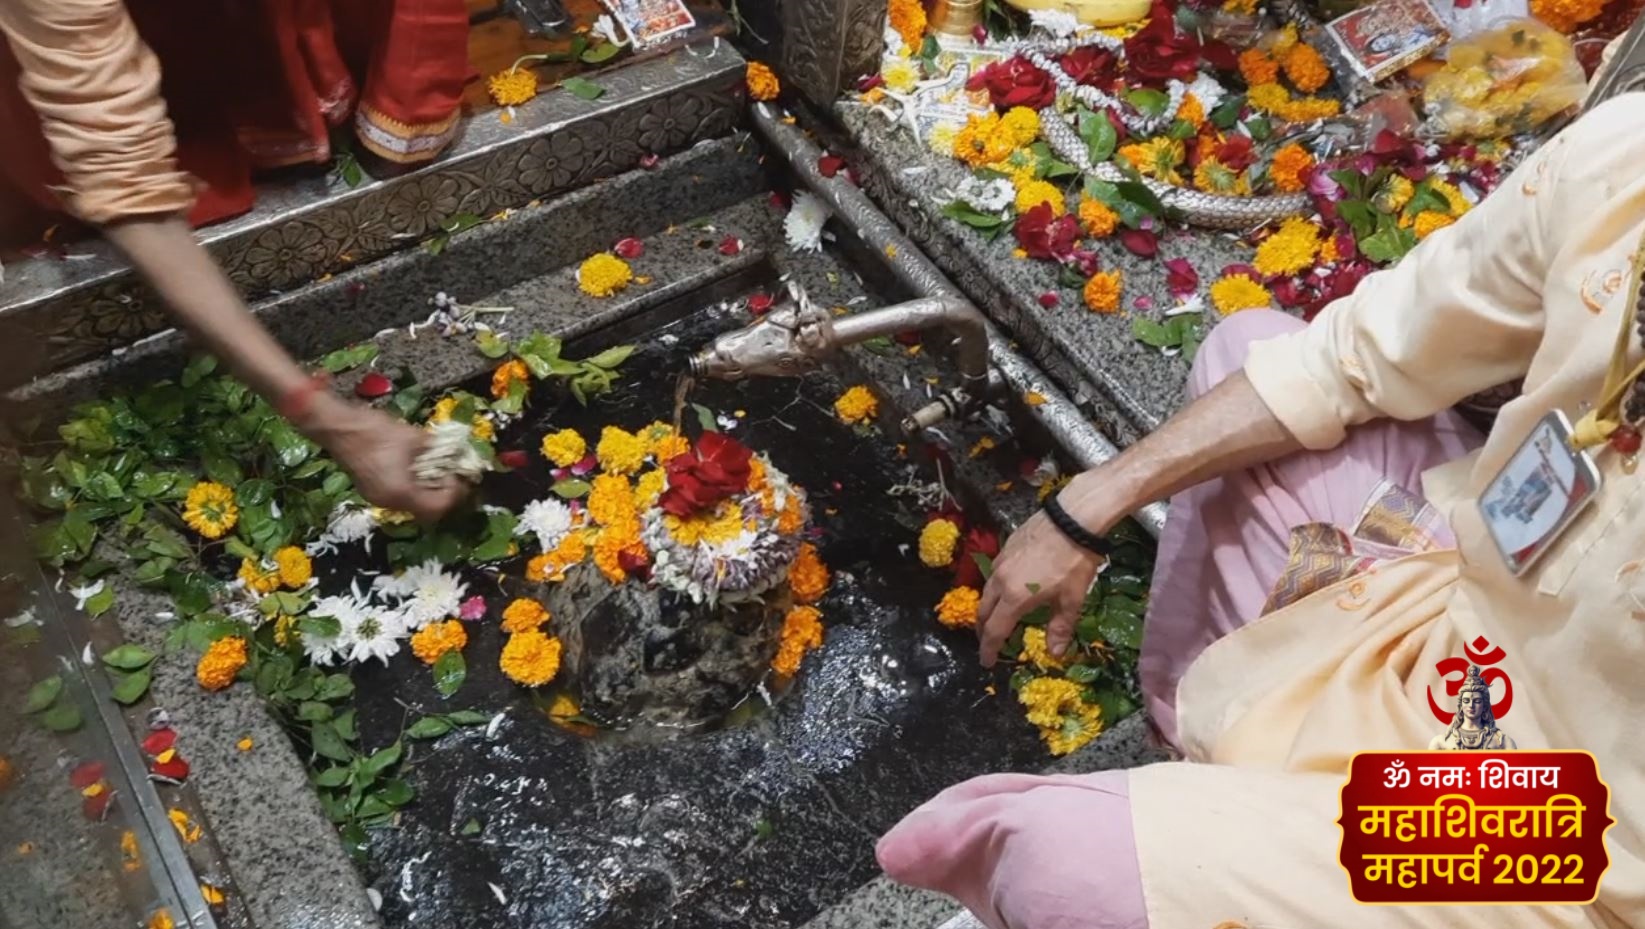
[1130,91,1645,928]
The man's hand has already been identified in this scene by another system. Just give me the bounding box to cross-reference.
[977,507,1106,667]
[302,396,466,523]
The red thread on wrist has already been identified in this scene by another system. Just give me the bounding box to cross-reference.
[276,373,331,422]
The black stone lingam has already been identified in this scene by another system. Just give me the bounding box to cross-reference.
[537,562,790,730]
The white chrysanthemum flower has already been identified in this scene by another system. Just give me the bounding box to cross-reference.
[952,177,1015,214]
[1165,294,1207,317]
[1029,9,1080,37]
[305,592,365,667]
[342,608,406,666]
[390,560,467,629]
[1186,74,1227,116]
[413,420,490,485]
[309,503,377,555]
[784,192,829,254]
[516,497,575,551]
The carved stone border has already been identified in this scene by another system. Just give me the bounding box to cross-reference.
[3,41,745,374]
[779,0,888,109]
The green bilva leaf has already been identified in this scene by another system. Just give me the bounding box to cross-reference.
[693,403,719,433]
[299,615,343,640]
[475,330,510,359]
[25,675,64,714]
[583,345,634,370]
[379,778,415,807]
[181,354,218,389]
[319,343,380,374]
[561,76,605,100]
[110,667,152,706]
[550,479,592,500]
[1063,663,1101,685]
[445,709,493,726]
[313,766,351,788]
[461,818,483,836]
[1080,107,1117,162]
[407,716,455,740]
[101,644,156,671]
[364,740,404,777]
[1124,88,1169,118]
[84,584,116,618]
[40,703,84,733]
[433,650,467,699]
[310,722,353,762]
[971,552,995,580]
[581,40,622,64]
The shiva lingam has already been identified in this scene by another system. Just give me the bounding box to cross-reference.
[689,281,1003,432]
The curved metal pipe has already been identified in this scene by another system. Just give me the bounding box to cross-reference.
[829,294,988,388]
[750,102,1167,537]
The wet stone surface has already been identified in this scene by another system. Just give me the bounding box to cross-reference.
[348,306,1052,929]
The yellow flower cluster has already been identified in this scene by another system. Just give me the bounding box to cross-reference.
[238,557,281,595]
[771,605,824,677]
[834,385,878,425]
[1083,270,1123,314]
[1375,175,1414,213]
[593,525,646,584]
[935,586,980,628]
[500,630,562,687]
[789,543,830,604]
[541,428,587,467]
[643,421,689,462]
[527,531,590,582]
[1253,217,1322,277]
[1078,197,1119,238]
[1246,82,1341,123]
[665,504,747,546]
[746,61,781,102]
[1269,143,1314,194]
[487,68,538,107]
[1021,627,1068,671]
[596,426,647,475]
[919,518,961,567]
[635,470,666,507]
[1015,179,1066,216]
[1209,274,1272,315]
[501,598,551,634]
[274,546,311,588]
[588,473,638,527]
[1238,47,1280,85]
[1176,93,1205,129]
[882,58,920,93]
[1117,138,1185,185]
[196,636,247,692]
[410,620,467,665]
[952,108,1039,168]
[491,359,530,399]
[1413,211,1456,240]
[578,253,633,298]
[927,123,959,158]
[1193,157,1250,196]
[1017,676,1104,756]
[183,481,238,539]
[275,614,298,648]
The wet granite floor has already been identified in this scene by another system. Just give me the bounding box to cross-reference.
[347,303,1054,929]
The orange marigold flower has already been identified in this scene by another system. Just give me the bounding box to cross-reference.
[528,531,590,582]
[501,598,551,634]
[1083,270,1124,314]
[196,636,247,691]
[1238,48,1280,85]
[1176,93,1206,128]
[491,359,530,399]
[936,586,981,628]
[789,543,830,604]
[410,620,467,665]
[1077,197,1119,238]
[771,605,825,677]
[888,0,928,48]
[835,385,878,425]
[776,493,806,535]
[587,473,637,526]
[1531,0,1603,32]
[1413,210,1456,240]
[746,61,781,102]
[593,526,645,585]
[500,630,562,687]
[1269,143,1314,193]
[1281,42,1330,93]
[487,68,538,107]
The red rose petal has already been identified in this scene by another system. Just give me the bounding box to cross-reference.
[639,153,661,169]
[613,237,645,259]
[498,450,530,470]
[141,729,176,756]
[1164,257,1199,296]
[748,293,775,315]
[717,235,743,256]
[1120,227,1159,258]
[1038,291,1060,308]
[972,24,988,43]
[354,371,393,399]
[70,761,106,789]
[857,74,886,92]
[151,757,191,782]
[82,790,115,822]
[818,154,846,178]
[768,191,791,211]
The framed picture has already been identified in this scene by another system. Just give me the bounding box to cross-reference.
[1324,0,1452,82]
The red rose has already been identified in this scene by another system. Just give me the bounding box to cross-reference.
[1123,5,1201,85]
[953,526,1002,588]
[1214,133,1256,172]
[1164,257,1199,296]
[1120,227,1159,257]
[1200,38,1238,73]
[659,431,754,518]
[1059,46,1118,90]
[967,57,1056,111]
[1013,204,1080,262]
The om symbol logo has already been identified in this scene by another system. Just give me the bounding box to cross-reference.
[1427,636,1513,724]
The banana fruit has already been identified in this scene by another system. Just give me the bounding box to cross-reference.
[1003,0,1153,27]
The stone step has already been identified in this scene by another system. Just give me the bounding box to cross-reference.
[0,37,746,380]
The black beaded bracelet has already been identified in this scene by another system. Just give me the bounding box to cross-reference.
[1042,494,1111,557]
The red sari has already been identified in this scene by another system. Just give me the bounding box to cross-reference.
[0,0,471,248]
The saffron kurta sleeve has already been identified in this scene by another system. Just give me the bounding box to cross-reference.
[1239,130,1580,451]
[0,0,195,224]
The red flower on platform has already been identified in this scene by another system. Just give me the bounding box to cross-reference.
[1123,3,1201,85]
[1060,46,1119,90]
[1164,258,1199,296]
[1214,134,1257,172]
[967,57,1056,110]
[659,431,754,517]
[953,526,1001,588]
[1014,204,1080,262]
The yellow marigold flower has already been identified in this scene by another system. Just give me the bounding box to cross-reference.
[121,829,141,871]
[1238,48,1279,85]
[578,252,633,298]
[998,107,1041,148]
[1413,210,1456,240]
[200,884,225,907]
[789,543,830,604]
[429,395,493,441]
[588,473,637,526]
[1015,179,1066,217]
[592,526,645,584]
[148,909,176,929]
[1176,93,1206,129]
[635,470,666,508]
[1281,42,1330,93]
[1018,676,1084,729]
[237,557,281,595]
[1318,234,1340,265]
[1246,82,1292,115]
[1209,274,1273,315]
[935,586,981,629]
[274,615,298,649]
[196,636,247,692]
[273,546,312,589]
[491,359,530,399]
[882,58,920,93]
[495,599,547,636]
[1021,627,1069,671]
[1224,0,1259,13]
[1193,157,1250,195]
[1279,95,1340,122]
[1123,138,1185,184]
[953,112,1003,167]
[529,531,590,582]
[777,493,806,536]
[746,61,781,102]
[541,428,587,467]
[500,630,562,687]
[1084,270,1124,314]
[1045,700,1103,755]
[771,605,825,677]
[1427,179,1471,216]
[919,518,961,567]
[927,123,959,157]
[596,426,647,476]
[487,68,538,107]
[888,0,928,48]
[834,385,878,425]
[641,422,689,462]
[183,481,238,539]
[1375,175,1414,213]
[1253,217,1321,278]
[1269,143,1314,193]
[410,620,467,665]
[1077,197,1119,238]
[666,504,746,546]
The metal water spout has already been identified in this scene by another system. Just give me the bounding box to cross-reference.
[688,282,1001,431]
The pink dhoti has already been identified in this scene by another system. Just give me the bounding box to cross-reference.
[876,310,1484,929]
